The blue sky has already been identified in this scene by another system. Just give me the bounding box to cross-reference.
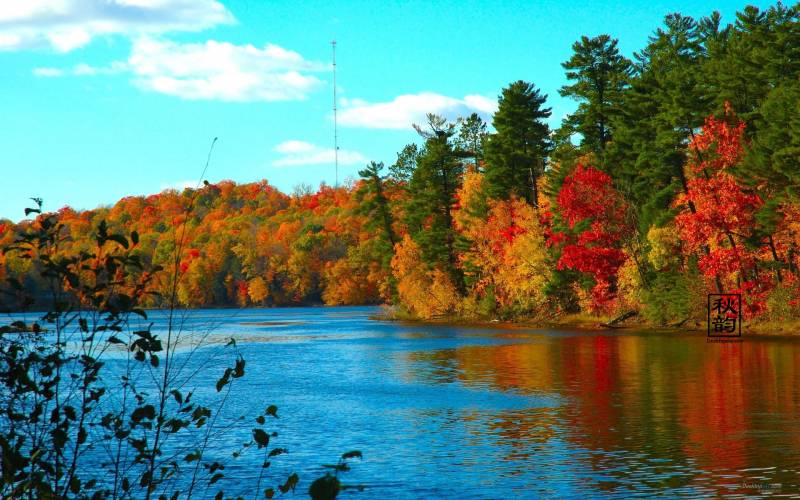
[0,0,774,221]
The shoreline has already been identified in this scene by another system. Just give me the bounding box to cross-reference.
[372,309,800,338]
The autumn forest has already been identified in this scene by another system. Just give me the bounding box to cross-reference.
[3,3,800,329]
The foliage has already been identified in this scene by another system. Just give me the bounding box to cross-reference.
[483,80,552,207]
[0,201,297,498]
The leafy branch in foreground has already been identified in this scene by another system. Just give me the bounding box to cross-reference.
[0,196,298,498]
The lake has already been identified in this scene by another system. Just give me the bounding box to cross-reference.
[8,306,800,497]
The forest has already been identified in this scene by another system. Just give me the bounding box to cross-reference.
[3,2,800,328]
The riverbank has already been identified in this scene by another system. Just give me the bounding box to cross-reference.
[372,306,800,336]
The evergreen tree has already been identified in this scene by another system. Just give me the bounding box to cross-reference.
[559,34,632,155]
[405,114,467,291]
[455,113,488,170]
[606,14,712,231]
[357,161,397,248]
[389,144,420,183]
[483,80,552,207]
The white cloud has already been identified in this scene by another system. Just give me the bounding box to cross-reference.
[0,0,232,52]
[33,60,128,77]
[272,140,367,167]
[128,38,326,101]
[338,92,498,130]
[33,67,64,77]
[74,61,128,75]
[160,179,198,191]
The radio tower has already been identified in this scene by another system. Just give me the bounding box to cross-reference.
[331,40,339,188]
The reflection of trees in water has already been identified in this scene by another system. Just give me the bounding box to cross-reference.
[406,333,800,494]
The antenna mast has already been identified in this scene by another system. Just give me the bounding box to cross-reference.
[332,40,339,188]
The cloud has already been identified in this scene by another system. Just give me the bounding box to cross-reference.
[0,0,232,52]
[338,92,498,130]
[128,38,326,101]
[272,140,367,167]
[74,61,128,75]
[33,60,128,77]
[160,179,198,191]
[33,67,64,77]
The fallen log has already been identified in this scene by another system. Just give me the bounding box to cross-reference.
[600,310,638,329]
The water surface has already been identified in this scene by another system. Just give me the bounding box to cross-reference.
[10,306,800,497]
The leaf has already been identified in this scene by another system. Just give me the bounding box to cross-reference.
[341,450,362,460]
[171,389,183,404]
[108,336,125,345]
[215,368,231,392]
[70,476,80,494]
[232,357,245,378]
[209,473,224,485]
[107,234,129,249]
[264,488,275,499]
[131,405,156,423]
[265,405,278,418]
[268,448,287,458]
[253,429,269,448]
[278,473,299,494]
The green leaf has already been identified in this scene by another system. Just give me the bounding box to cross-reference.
[69,476,80,494]
[232,357,245,378]
[107,234,129,249]
[215,368,231,392]
[253,429,269,448]
[279,473,299,494]
[342,450,362,460]
[171,389,183,404]
[131,405,156,423]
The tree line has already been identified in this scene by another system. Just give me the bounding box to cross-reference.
[3,2,800,325]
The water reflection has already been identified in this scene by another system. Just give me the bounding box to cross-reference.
[408,332,800,495]
[12,305,797,497]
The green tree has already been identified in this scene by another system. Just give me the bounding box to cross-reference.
[455,113,488,170]
[559,34,632,155]
[405,114,466,291]
[357,161,397,248]
[483,80,552,207]
[389,144,420,183]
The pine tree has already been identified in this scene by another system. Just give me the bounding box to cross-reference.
[389,144,420,183]
[405,114,467,291]
[357,161,397,248]
[483,81,552,207]
[559,34,632,155]
[455,113,488,171]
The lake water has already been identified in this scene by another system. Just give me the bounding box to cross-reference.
[8,306,800,497]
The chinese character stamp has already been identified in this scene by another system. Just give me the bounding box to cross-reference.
[708,294,742,337]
